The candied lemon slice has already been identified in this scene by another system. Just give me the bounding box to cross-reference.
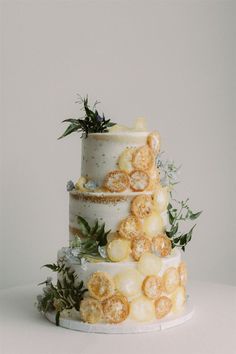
[87,271,115,301]
[108,124,130,132]
[107,239,131,262]
[104,170,130,192]
[118,215,142,240]
[131,195,153,218]
[153,186,170,212]
[75,176,87,191]
[142,275,162,300]
[148,168,161,191]
[106,232,120,243]
[130,170,150,191]
[103,294,129,323]
[131,235,151,261]
[143,211,164,238]
[147,131,161,155]
[80,297,103,324]
[178,262,187,286]
[137,252,162,276]
[133,117,147,131]
[114,269,143,298]
[132,145,154,171]
[155,296,172,319]
[162,267,180,294]
[118,147,136,173]
[152,234,172,257]
[130,296,155,322]
[171,286,186,313]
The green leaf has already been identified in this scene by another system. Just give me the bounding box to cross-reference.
[189,211,202,220]
[58,123,80,140]
[55,311,60,326]
[168,210,175,225]
[77,216,91,235]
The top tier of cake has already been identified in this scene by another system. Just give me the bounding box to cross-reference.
[81,131,149,186]
[80,129,161,194]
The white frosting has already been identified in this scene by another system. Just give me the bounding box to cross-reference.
[58,248,181,285]
[69,191,167,241]
[81,132,149,186]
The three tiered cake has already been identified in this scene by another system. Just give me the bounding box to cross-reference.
[37,97,201,333]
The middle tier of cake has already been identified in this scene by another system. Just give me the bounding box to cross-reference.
[69,189,169,242]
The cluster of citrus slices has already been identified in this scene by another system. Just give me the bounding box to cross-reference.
[80,261,187,324]
[103,131,161,193]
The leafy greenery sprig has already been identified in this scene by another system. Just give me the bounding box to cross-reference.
[37,263,87,326]
[70,216,111,261]
[58,95,116,139]
[166,199,202,251]
[156,152,181,190]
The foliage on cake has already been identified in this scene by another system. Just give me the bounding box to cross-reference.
[69,216,110,262]
[37,263,87,326]
[58,96,116,139]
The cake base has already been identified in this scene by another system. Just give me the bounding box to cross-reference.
[45,301,194,334]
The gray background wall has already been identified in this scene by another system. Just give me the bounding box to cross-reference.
[1,0,235,289]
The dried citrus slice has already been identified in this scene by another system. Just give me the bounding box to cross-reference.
[118,147,136,173]
[107,238,131,262]
[148,168,161,191]
[130,170,150,191]
[103,294,129,324]
[131,235,151,261]
[143,211,164,238]
[162,267,180,294]
[75,176,87,191]
[106,232,120,243]
[118,215,142,240]
[147,131,161,155]
[137,252,162,276]
[153,186,169,212]
[131,194,153,218]
[155,296,172,319]
[142,275,162,300]
[152,234,172,257]
[87,271,115,301]
[132,145,155,171]
[114,269,143,298]
[130,296,155,322]
[104,170,130,192]
[178,262,187,286]
[171,286,186,313]
[80,297,103,324]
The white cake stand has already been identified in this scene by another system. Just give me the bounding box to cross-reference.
[45,300,194,334]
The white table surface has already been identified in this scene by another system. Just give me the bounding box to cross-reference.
[0,281,235,354]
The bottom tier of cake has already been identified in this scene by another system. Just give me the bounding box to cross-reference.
[54,247,189,328]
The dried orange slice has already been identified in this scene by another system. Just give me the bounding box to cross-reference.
[152,234,172,257]
[131,235,151,261]
[130,170,150,191]
[132,145,155,171]
[171,286,186,313]
[107,238,131,262]
[130,296,155,322]
[137,252,162,276]
[87,271,115,301]
[118,215,142,240]
[147,131,161,155]
[131,195,153,218]
[143,211,164,238]
[153,186,169,212]
[178,262,187,286]
[114,269,143,298]
[142,275,162,300]
[155,296,172,319]
[118,147,136,173]
[104,170,130,192]
[103,294,129,324]
[148,168,161,191]
[80,297,103,324]
[162,267,180,294]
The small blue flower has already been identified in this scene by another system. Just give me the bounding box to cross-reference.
[84,180,98,190]
[95,111,104,122]
[66,180,75,191]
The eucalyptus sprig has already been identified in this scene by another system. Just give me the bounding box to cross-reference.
[37,263,87,326]
[58,95,116,139]
[69,216,111,261]
[166,199,202,251]
[156,152,181,190]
